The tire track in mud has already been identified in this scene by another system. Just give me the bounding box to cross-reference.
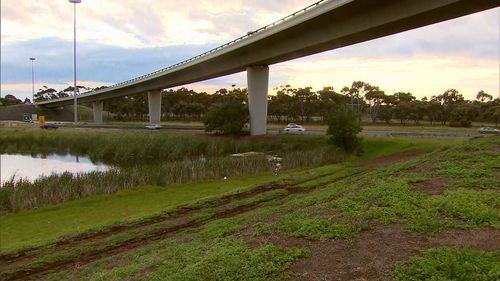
[1,181,325,281]
[0,182,286,263]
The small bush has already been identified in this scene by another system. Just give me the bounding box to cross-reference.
[326,107,362,153]
[203,101,249,135]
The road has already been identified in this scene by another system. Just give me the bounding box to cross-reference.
[64,126,480,138]
[1,121,481,138]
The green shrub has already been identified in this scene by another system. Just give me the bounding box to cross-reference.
[326,107,362,153]
[203,101,249,135]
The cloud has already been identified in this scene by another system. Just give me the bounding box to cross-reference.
[0,0,311,47]
[275,55,499,100]
[1,37,218,84]
[1,1,498,102]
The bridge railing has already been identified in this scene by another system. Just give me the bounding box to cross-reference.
[80,0,329,95]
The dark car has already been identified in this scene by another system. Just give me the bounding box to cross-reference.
[40,123,58,130]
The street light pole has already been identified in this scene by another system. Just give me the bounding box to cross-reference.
[69,0,81,125]
[29,57,36,103]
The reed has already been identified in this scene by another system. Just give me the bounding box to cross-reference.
[1,129,328,166]
[1,142,342,213]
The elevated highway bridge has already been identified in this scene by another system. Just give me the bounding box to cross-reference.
[37,0,499,135]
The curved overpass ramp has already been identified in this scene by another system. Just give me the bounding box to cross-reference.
[37,0,499,134]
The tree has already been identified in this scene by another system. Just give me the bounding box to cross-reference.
[275,85,300,122]
[326,106,362,153]
[393,102,412,125]
[393,92,416,104]
[203,100,249,136]
[409,100,426,124]
[449,103,477,127]
[378,105,393,124]
[293,87,318,122]
[341,81,369,121]
[268,95,285,123]
[425,101,442,125]
[317,87,348,120]
[476,90,493,102]
[431,89,464,125]
[364,85,386,124]
[34,86,57,101]
[172,102,188,119]
[484,105,500,127]
[0,94,23,106]
[185,102,205,119]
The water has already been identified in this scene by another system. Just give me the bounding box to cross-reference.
[1,154,111,185]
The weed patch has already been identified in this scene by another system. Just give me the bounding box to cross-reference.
[393,247,500,281]
[329,178,500,233]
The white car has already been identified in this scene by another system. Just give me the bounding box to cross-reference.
[283,123,305,134]
[478,127,499,134]
[145,124,161,130]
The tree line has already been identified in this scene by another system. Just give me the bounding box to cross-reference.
[3,81,499,127]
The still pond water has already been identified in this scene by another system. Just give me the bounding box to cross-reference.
[1,154,111,185]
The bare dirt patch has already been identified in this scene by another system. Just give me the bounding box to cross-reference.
[362,150,423,169]
[274,224,500,281]
[405,161,437,174]
[492,143,500,152]
[411,177,450,195]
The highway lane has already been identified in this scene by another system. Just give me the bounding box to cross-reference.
[50,125,479,138]
[2,121,479,138]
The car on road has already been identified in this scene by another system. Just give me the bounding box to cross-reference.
[478,127,500,134]
[40,123,58,130]
[283,123,305,134]
[145,124,161,130]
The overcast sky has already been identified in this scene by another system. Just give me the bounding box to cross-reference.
[1,0,498,101]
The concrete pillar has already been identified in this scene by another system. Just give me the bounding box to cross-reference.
[247,65,269,136]
[148,90,162,125]
[92,101,103,124]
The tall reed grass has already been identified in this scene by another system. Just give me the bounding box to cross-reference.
[1,129,328,166]
[0,147,342,213]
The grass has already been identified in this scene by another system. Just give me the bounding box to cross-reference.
[41,219,308,281]
[329,180,499,233]
[393,248,500,281]
[322,137,499,233]
[273,215,367,240]
[0,172,280,253]
[247,136,498,241]
[358,137,463,160]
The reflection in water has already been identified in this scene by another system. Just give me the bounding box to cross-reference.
[1,154,111,185]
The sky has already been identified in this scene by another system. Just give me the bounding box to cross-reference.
[1,0,499,101]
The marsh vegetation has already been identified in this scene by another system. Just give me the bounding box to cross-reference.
[0,129,341,212]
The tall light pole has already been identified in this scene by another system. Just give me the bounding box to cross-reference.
[69,0,81,124]
[29,57,36,103]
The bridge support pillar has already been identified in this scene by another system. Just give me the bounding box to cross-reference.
[92,101,103,124]
[247,65,269,136]
[148,90,162,125]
